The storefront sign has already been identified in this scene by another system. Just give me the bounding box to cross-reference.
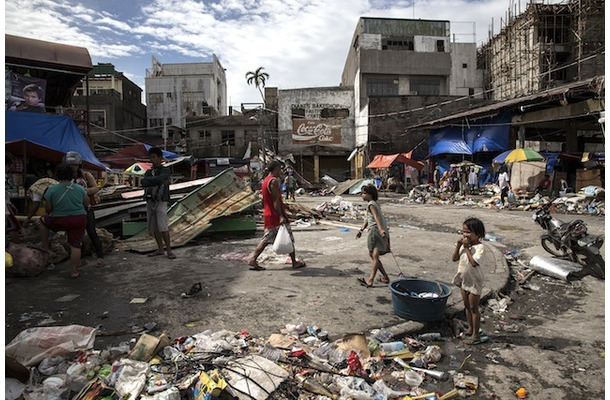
[292,119,342,144]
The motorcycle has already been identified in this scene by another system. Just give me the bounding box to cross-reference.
[532,202,605,279]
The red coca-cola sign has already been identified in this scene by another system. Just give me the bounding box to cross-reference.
[292,119,341,144]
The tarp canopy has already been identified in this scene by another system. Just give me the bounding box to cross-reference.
[429,113,511,157]
[366,153,425,170]
[101,143,180,169]
[5,111,108,170]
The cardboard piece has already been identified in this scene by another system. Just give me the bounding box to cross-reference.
[128,332,171,362]
[337,333,370,359]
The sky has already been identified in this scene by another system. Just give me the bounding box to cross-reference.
[5,0,569,110]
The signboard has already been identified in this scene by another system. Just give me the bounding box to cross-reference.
[292,119,342,144]
[7,72,47,113]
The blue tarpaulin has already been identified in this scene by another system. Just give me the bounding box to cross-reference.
[5,111,108,170]
[429,113,511,157]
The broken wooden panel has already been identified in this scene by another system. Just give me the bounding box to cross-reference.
[121,169,260,252]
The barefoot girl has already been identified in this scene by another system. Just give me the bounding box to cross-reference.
[452,217,486,344]
[356,184,390,287]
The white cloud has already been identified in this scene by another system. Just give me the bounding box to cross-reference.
[5,0,569,108]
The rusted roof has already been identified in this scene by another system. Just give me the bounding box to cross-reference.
[409,77,604,129]
[5,34,92,74]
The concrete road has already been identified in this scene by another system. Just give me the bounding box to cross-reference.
[5,193,605,398]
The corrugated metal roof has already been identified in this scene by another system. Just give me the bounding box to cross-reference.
[121,169,260,252]
[5,34,92,74]
[409,77,603,129]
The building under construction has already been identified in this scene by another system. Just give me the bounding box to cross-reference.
[480,0,604,101]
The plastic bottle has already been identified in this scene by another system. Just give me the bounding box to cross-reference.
[417,332,441,341]
[379,341,405,353]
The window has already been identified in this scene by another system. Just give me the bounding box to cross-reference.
[436,40,445,52]
[321,108,350,118]
[199,130,211,144]
[166,117,172,125]
[221,130,235,146]
[149,93,163,103]
[292,108,305,119]
[462,63,468,68]
[382,37,414,51]
[410,77,441,96]
[90,110,106,128]
[366,77,398,96]
[166,92,172,99]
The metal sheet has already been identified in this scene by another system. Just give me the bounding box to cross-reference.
[121,169,260,252]
[528,255,583,281]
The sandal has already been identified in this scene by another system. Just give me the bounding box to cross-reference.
[292,261,306,269]
[70,271,80,278]
[463,336,489,345]
[377,276,390,284]
[167,253,177,259]
[148,251,164,257]
[249,265,267,271]
[357,277,373,288]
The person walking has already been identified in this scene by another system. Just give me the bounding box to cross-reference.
[451,217,488,345]
[142,147,176,259]
[284,167,296,201]
[468,167,478,194]
[63,151,105,267]
[356,184,390,287]
[497,165,511,206]
[248,160,306,270]
[39,163,89,278]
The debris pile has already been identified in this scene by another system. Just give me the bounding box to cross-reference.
[397,184,605,215]
[6,324,484,400]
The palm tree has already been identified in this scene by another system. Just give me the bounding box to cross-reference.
[245,67,269,103]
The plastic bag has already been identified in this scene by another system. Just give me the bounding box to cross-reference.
[6,325,96,367]
[507,190,516,203]
[272,225,294,254]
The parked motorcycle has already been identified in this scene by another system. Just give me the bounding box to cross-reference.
[532,202,605,279]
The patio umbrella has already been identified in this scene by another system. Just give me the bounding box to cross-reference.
[504,148,546,163]
[492,150,513,164]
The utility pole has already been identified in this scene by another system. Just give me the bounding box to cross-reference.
[258,107,266,164]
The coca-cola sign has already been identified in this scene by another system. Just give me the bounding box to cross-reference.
[292,119,341,144]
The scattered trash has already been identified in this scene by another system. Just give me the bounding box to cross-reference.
[515,386,528,398]
[181,282,202,299]
[55,294,81,302]
[130,298,149,304]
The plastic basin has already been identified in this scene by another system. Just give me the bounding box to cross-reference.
[389,278,452,322]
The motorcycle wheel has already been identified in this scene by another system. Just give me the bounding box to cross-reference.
[541,237,567,257]
[571,249,605,280]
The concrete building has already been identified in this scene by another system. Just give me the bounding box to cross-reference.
[145,55,227,142]
[480,0,604,101]
[185,107,260,159]
[72,63,146,146]
[275,86,355,183]
[340,17,484,177]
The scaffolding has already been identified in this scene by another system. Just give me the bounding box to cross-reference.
[480,0,604,101]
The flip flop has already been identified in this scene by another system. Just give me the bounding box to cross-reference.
[249,265,266,271]
[464,336,489,345]
[148,251,164,257]
[357,277,372,288]
[292,261,306,269]
[459,328,484,339]
[167,253,177,259]
[377,276,390,284]
[70,271,80,279]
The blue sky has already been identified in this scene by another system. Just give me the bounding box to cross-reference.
[5,0,566,110]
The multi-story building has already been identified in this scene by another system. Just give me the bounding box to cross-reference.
[72,63,146,146]
[480,0,604,101]
[340,17,484,177]
[145,55,227,143]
